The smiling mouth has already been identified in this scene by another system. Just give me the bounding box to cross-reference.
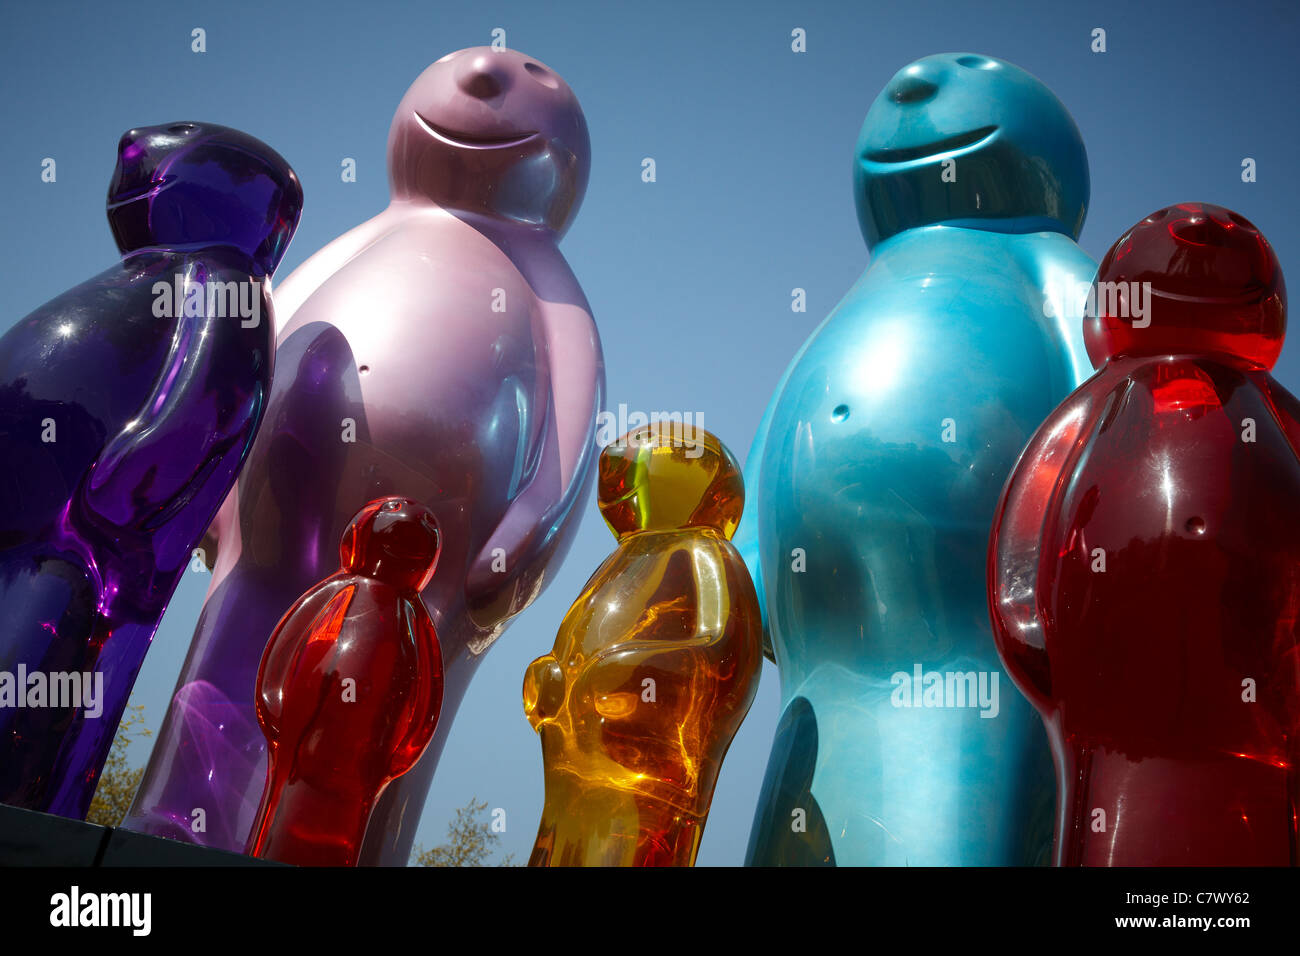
[864,125,998,163]
[415,112,537,149]
[107,179,170,208]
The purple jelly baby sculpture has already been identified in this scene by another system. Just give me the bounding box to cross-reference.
[0,122,302,818]
[124,48,603,863]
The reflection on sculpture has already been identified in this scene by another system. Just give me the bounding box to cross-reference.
[990,203,1298,866]
[0,123,301,818]
[247,498,443,867]
[738,53,1096,865]
[526,423,762,866]
[126,48,602,865]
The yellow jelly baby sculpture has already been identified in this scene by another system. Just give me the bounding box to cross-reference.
[524,421,762,866]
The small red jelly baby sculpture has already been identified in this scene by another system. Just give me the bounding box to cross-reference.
[989,203,1298,866]
[246,497,443,866]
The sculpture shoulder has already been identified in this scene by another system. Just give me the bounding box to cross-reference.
[272,207,492,324]
[1023,357,1300,549]
[278,210,537,338]
[1008,232,1097,385]
[271,208,404,324]
[343,208,521,272]
[778,232,1085,400]
[819,228,1088,329]
[0,252,248,405]
[276,575,356,626]
[1259,373,1300,461]
[4,253,175,340]
[629,530,757,615]
[571,530,726,605]
[1008,231,1096,285]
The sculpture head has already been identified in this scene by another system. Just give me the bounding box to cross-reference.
[854,53,1088,249]
[107,122,303,276]
[387,47,590,236]
[1084,203,1286,371]
[339,497,441,593]
[597,422,744,540]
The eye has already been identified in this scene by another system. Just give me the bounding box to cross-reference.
[956,55,998,70]
[524,61,560,89]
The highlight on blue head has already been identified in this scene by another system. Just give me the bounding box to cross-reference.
[854,53,1089,249]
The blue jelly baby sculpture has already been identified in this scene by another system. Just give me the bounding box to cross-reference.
[0,123,302,818]
[738,54,1096,865]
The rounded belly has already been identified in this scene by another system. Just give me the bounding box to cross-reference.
[235,244,544,609]
[759,310,1057,672]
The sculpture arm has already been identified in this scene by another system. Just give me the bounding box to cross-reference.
[199,215,401,572]
[733,290,846,663]
[254,582,354,742]
[988,385,1099,705]
[387,609,443,780]
[590,541,754,689]
[1260,375,1300,462]
[83,262,273,571]
[1028,236,1099,388]
[736,329,821,663]
[464,297,603,627]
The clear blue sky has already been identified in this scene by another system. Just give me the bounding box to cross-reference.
[1,0,1297,865]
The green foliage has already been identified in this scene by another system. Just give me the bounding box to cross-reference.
[412,796,516,867]
[85,703,151,828]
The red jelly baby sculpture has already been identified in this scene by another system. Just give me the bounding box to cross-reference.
[989,203,1298,866]
[246,497,443,866]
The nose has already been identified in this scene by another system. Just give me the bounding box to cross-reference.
[118,129,150,161]
[888,65,940,104]
[457,54,511,99]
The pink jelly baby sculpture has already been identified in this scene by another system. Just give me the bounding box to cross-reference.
[125,47,603,864]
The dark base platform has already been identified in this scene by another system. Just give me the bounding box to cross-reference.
[0,803,282,866]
